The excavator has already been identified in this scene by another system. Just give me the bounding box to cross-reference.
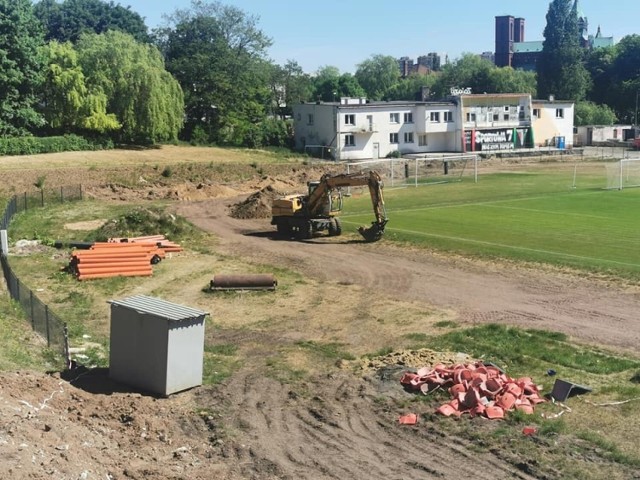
[271,170,388,242]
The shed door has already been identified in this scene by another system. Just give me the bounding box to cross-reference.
[373,143,380,159]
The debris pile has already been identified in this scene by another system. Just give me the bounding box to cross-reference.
[400,362,545,419]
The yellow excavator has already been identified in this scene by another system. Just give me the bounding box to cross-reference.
[271,170,388,242]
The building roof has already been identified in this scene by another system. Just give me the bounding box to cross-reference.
[591,36,614,48]
[299,100,454,108]
[513,41,543,53]
[108,295,209,321]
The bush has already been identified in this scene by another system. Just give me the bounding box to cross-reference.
[0,135,114,156]
[385,149,402,158]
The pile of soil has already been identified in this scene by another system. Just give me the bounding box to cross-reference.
[348,348,475,375]
[229,184,285,220]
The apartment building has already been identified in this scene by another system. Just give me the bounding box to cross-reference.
[293,92,574,160]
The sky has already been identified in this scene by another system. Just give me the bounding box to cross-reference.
[123,0,639,74]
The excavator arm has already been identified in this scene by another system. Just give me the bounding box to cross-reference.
[307,171,388,242]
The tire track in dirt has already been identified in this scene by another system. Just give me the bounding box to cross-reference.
[199,373,539,480]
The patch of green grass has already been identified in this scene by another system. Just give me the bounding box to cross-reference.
[428,324,640,376]
[364,346,394,358]
[433,320,458,328]
[294,340,356,361]
[203,351,241,385]
[205,343,238,356]
[265,355,307,383]
[0,297,53,371]
[404,332,429,342]
[576,430,640,467]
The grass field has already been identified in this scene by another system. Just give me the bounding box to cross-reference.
[342,161,640,280]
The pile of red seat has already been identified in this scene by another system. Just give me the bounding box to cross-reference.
[400,362,545,419]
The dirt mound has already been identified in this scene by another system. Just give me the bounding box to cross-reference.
[0,370,234,480]
[348,348,476,375]
[229,184,285,219]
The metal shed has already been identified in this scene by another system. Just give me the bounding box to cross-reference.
[108,295,208,396]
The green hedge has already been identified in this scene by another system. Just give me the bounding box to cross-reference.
[0,135,114,156]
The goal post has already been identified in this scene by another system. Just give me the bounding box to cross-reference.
[605,159,640,190]
[345,154,479,188]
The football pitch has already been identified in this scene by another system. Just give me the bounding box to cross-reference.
[341,161,640,279]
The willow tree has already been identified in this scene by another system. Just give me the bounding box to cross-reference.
[76,31,184,144]
[40,41,120,134]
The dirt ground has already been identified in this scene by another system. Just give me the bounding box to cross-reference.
[2,148,640,479]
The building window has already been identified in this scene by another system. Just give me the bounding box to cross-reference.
[493,114,499,122]
[503,114,510,121]
[444,111,453,122]
[430,111,440,122]
[466,112,476,122]
[404,132,414,143]
[556,108,564,119]
[390,113,399,123]
[389,133,399,144]
[418,134,428,146]
[504,106,510,112]
[533,108,540,118]
[344,134,355,147]
[307,114,314,125]
[404,112,413,123]
[344,114,355,125]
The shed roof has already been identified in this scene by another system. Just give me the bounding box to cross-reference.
[108,295,208,321]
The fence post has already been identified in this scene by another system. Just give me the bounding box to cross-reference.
[61,186,64,203]
[45,305,51,347]
[40,189,44,207]
[30,290,35,329]
[23,192,27,211]
[63,324,70,368]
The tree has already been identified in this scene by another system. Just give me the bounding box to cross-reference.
[355,55,400,100]
[0,0,45,135]
[267,60,313,119]
[159,1,272,144]
[608,35,640,124]
[311,66,366,102]
[76,31,183,143]
[40,41,121,134]
[537,0,589,101]
[384,73,438,101]
[574,101,616,126]
[34,0,149,43]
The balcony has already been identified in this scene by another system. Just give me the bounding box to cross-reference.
[342,123,377,133]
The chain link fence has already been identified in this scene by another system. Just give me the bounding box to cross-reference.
[1,185,83,363]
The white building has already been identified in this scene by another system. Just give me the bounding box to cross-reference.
[532,99,575,148]
[293,93,573,161]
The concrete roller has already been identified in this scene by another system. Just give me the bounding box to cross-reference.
[210,274,277,291]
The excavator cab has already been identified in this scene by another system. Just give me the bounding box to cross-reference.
[307,181,343,216]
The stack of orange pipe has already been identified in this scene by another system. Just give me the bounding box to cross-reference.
[108,235,183,253]
[70,243,162,280]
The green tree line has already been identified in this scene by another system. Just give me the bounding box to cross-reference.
[1,0,638,149]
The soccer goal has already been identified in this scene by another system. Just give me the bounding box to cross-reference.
[605,159,640,190]
[345,154,478,188]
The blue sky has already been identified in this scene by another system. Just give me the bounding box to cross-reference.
[124,0,639,74]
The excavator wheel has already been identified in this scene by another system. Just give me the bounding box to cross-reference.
[328,218,342,236]
[296,221,313,240]
[276,222,293,238]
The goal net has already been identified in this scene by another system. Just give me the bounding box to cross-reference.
[605,159,640,190]
[345,154,478,188]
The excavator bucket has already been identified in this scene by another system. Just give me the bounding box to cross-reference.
[358,220,387,242]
